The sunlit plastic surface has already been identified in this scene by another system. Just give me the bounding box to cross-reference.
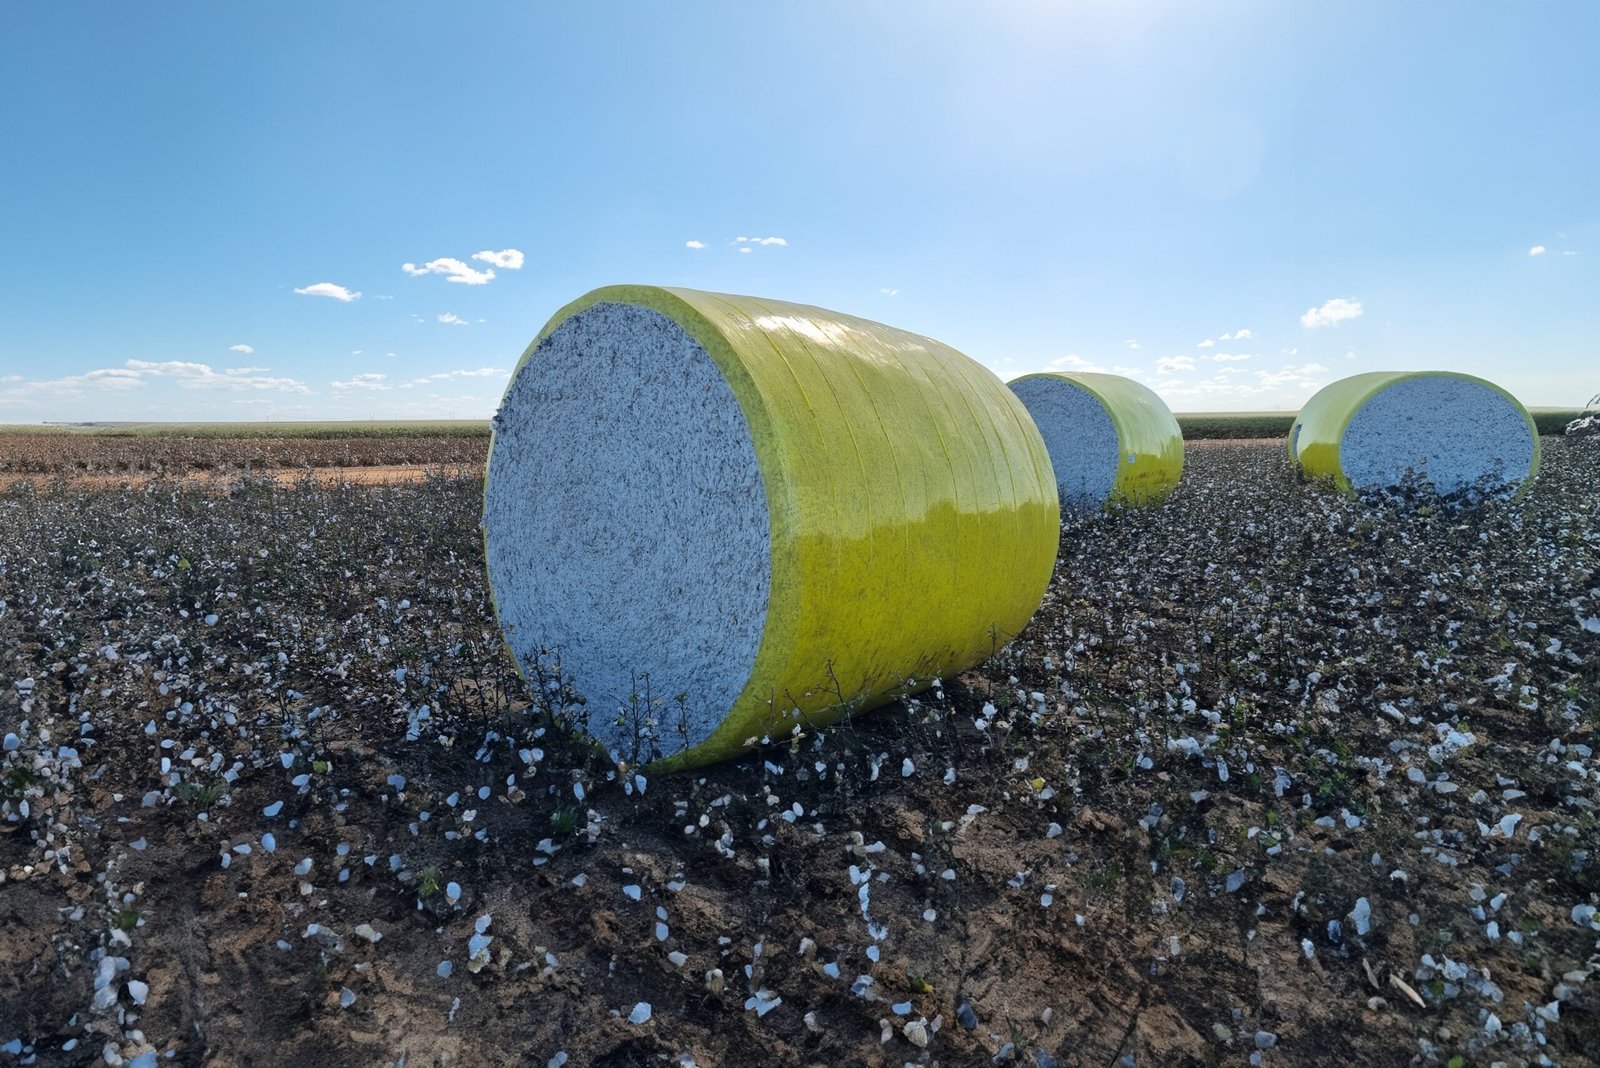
[486,285,1060,770]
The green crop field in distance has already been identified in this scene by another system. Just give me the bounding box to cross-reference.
[1174,408,1586,440]
[1174,412,1298,439]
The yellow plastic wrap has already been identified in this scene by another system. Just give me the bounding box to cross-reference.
[1290,371,1541,497]
[486,286,1061,770]
[1009,372,1184,508]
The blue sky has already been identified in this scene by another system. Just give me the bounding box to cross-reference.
[1,2,1595,421]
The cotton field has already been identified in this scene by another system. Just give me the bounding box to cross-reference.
[1,439,1597,1067]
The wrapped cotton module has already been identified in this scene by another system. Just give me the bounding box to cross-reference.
[1007,372,1184,511]
[1289,371,1539,498]
[483,286,1060,770]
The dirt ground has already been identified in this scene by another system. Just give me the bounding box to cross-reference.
[2,438,1597,1067]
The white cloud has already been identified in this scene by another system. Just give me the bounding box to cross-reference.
[330,373,390,391]
[735,236,787,246]
[1197,339,1214,348]
[1300,297,1362,329]
[229,343,254,354]
[397,367,509,389]
[1254,362,1329,389]
[471,248,524,270]
[737,247,753,254]
[1125,340,1140,349]
[438,313,469,326]
[3,360,309,398]
[123,359,311,393]
[1150,361,1332,409]
[1211,352,1251,362]
[1219,328,1253,341]
[402,258,495,285]
[1157,355,1197,374]
[1047,354,1104,372]
[880,288,899,296]
[1561,250,1579,256]
[294,282,361,302]
[685,240,708,250]
[5,368,145,396]
[1529,245,1547,256]
[1345,351,1358,360]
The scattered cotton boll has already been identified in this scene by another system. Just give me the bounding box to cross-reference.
[901,758,914,778]
[294,857,313,876]
[629,1002,652,1024]
[354,924,381,943]
[261,833,276,853]
[1350,897,1372,937]
[437,960,453,978]
[127,979,149,1006]
[262,801,283,818]
[339,987,357,1008]
[745,990,783,1017]
[204,614,219,626]
[623,884,642,901]
[445,882,462,906]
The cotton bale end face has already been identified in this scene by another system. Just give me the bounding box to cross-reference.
[1291,371,1539,498]
[483,285,1060,771]
[1007,372,1184,511]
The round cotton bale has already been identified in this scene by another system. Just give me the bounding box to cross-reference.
[483,285,1060,770]
[1290,371,1540,497]
[1006,372,1184,511]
